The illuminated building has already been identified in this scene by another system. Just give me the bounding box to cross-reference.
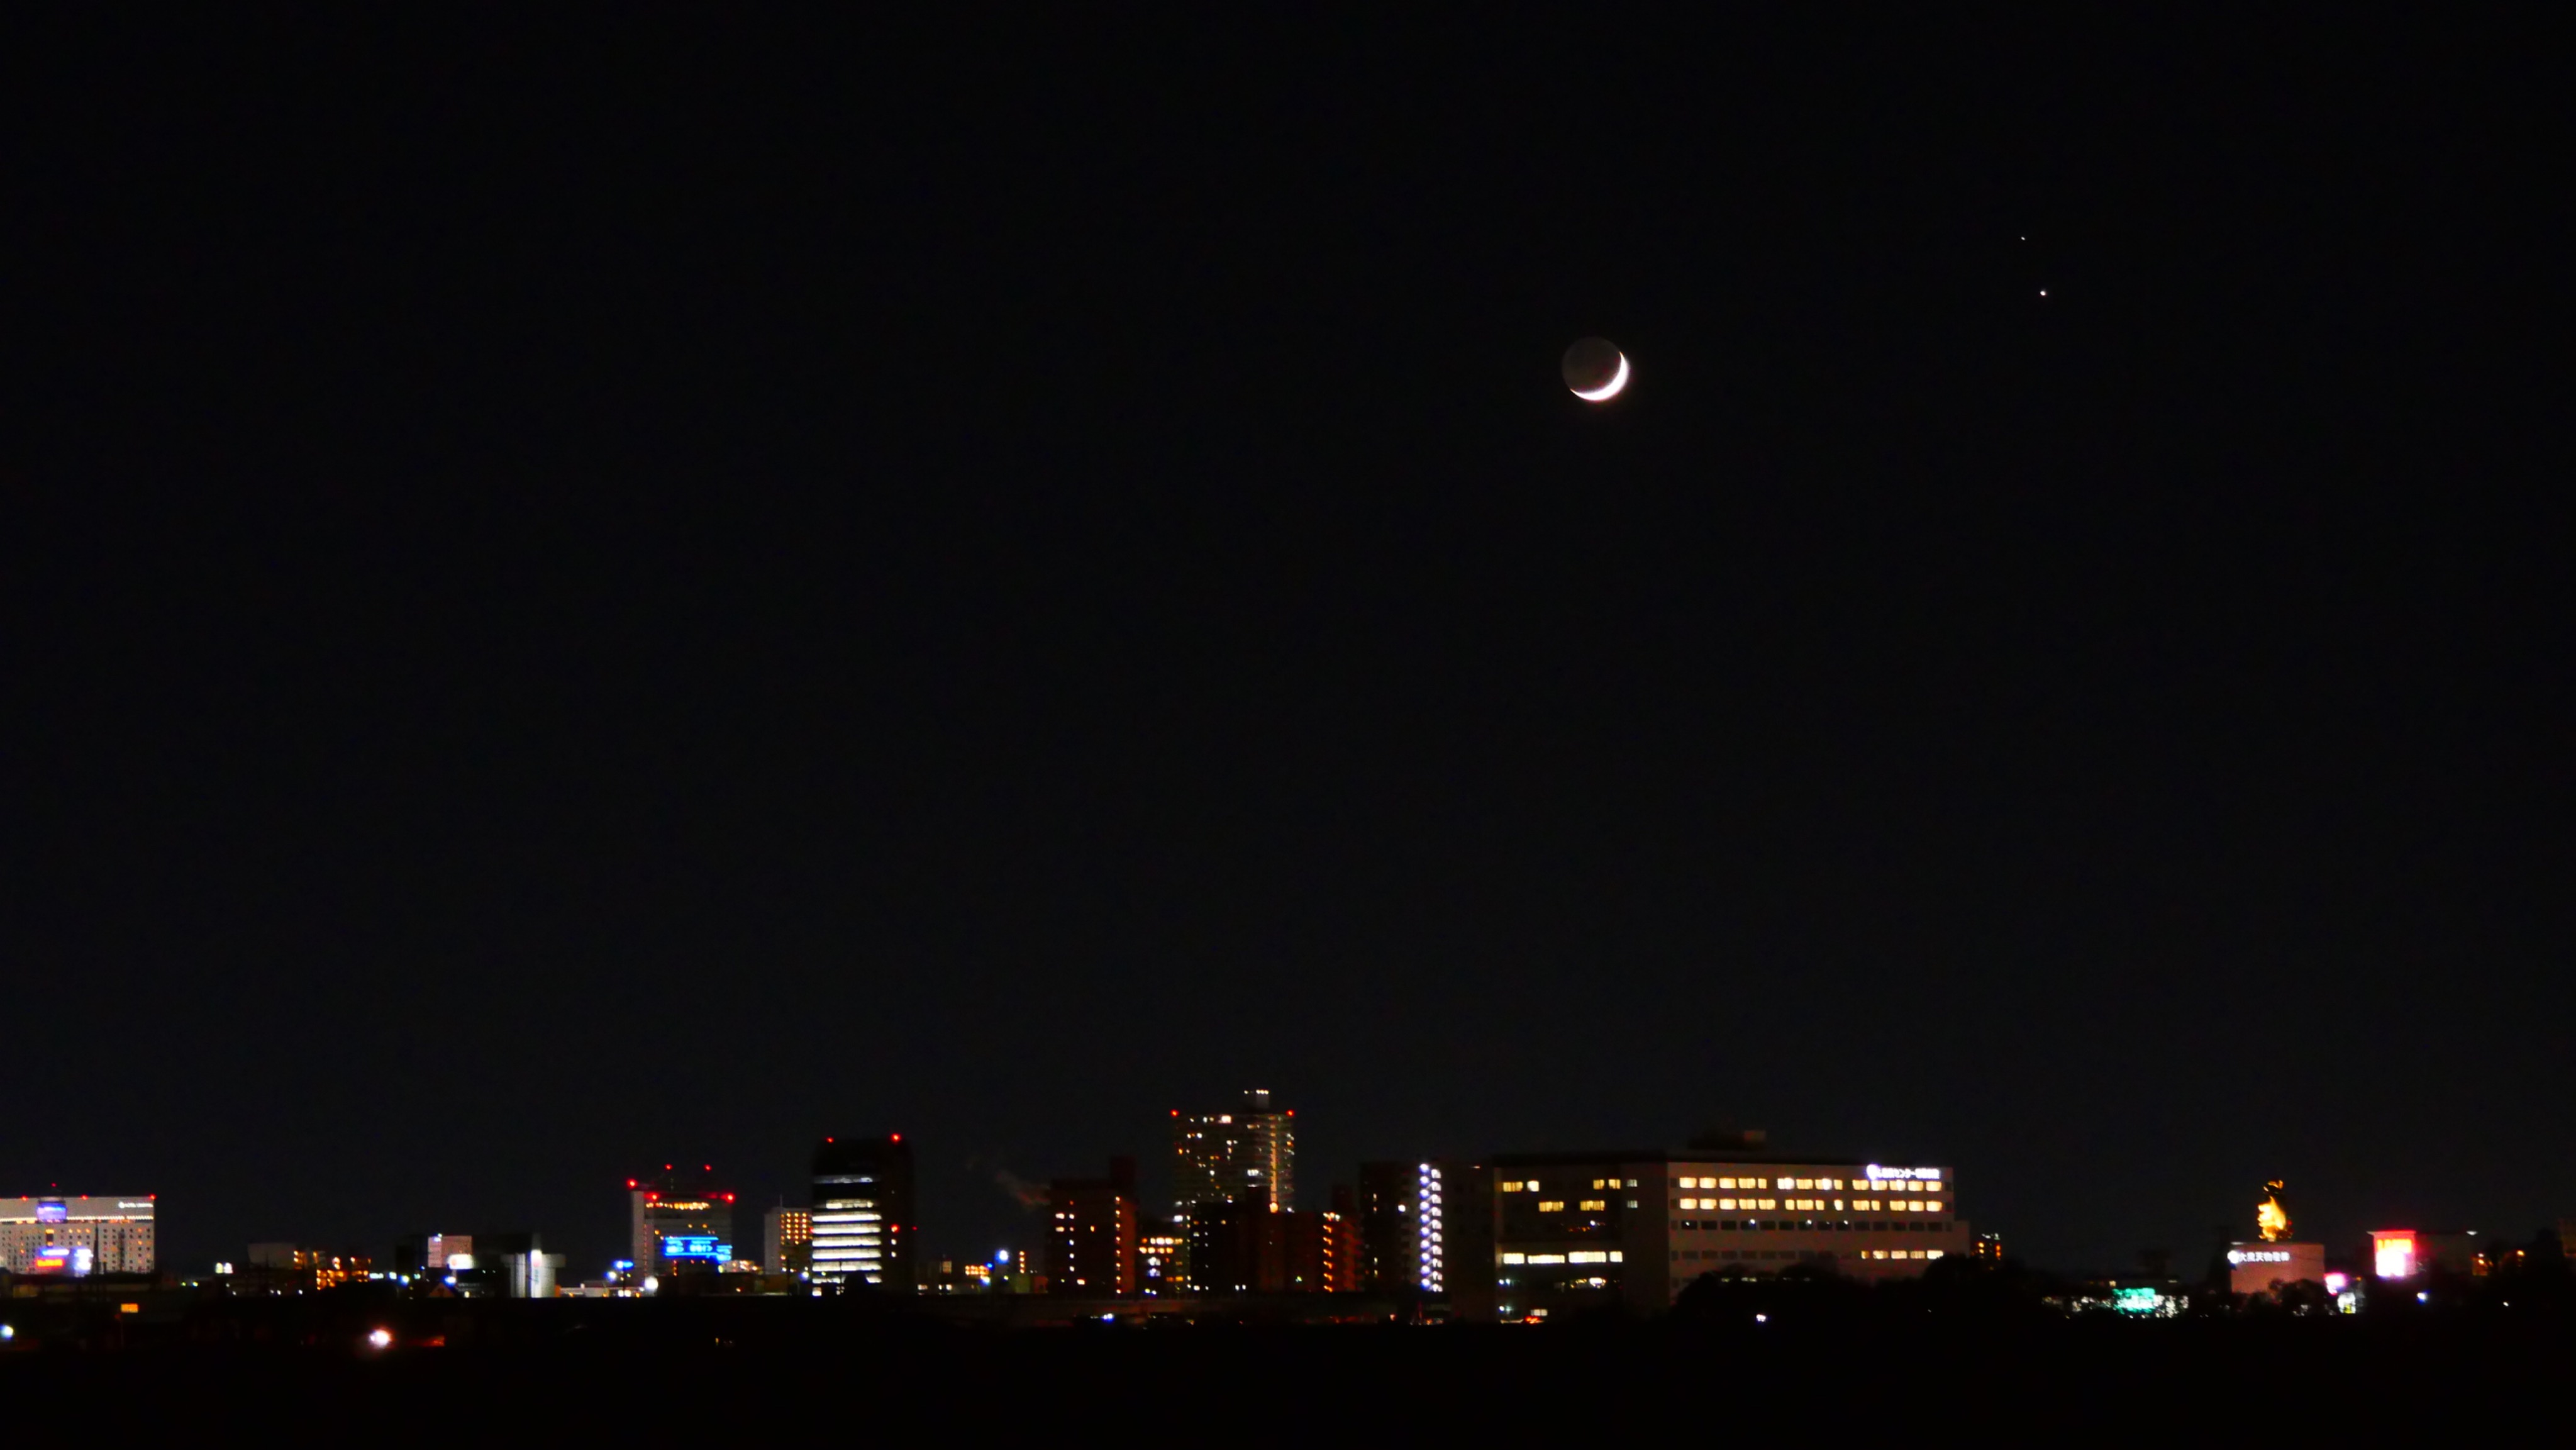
[1972,1232,2004,1263]
[392,1231,559,1297]
[811,1134,915,1292]
[763,1207,813,1276]
[924,1257,999,1293]
[628,1167,738,1278]
[2228,1179,2323,1298]
[243,1244,374,1293]
[394,1230,476,1277]
[1491,1135,1971,1321]
[2369,1228,2487,1280]
[1139,1227,1186,1295]
[1183,1200,1358,1294]
[1355,1159,1494,1319]
[2226,1242,2325,1297]
[0,1195,156,1276]
[1172,1089,1294,1212]
[1046,1157,1140,1295]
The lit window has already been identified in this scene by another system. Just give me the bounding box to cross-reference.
[1501,1252,1526,1264]
[1776,1178,1793,1190]
[1579,1200,1607,1212]
[1537,1201,1565,1213]
[1568,1251,1609,1264]
[1928,1201,1943,1212]
[1795,1179,1813,1190]
[1718,1198,1736,1211]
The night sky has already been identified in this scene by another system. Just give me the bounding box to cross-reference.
[10,13,2572,1278]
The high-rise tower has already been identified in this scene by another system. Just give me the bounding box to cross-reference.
[811,1134,916,1291]
[1171,1088,1294,1213]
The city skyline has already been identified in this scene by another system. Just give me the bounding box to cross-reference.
[11,1100,2555,1295]
[9,11,2570,1285]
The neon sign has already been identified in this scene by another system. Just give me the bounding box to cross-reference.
[2227,1249,2290,1264]
[1863,1166,1943,1181]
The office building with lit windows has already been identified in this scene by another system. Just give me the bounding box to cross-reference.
[0,1195,156,1276]
[1491,1138,1969,1321]
[811,1134,915,1292]
[1047,1157,1140,1295]
[627,1168,738,1278]
[1171,1089,1294,1212]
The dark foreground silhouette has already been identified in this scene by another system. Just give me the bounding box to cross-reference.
[7,1254,2570,1436]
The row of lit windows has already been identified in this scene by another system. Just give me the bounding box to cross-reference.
[1669,1247,1946,1264]
[1677,1196,1943,1213]
[1677,1219,1954,1234]
[1499,1251,1627,1265]
[1530,1199,1614,1213]
[1676,1174,1940,1191]
[1504,1173,1943,1195]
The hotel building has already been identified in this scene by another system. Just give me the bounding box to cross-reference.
[1491,1142,1968,1320]
[1,1195,157,1276]
[627,1167,738,1277]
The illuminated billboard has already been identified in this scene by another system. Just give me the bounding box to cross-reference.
[2372,1230,2416,1280]
[26,1245,94,1275]
[660,1235,733,1264]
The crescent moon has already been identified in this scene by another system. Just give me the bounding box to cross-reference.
[1572,351,1629,402]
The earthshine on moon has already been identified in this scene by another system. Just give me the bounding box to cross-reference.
[1562,337,1628,401]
